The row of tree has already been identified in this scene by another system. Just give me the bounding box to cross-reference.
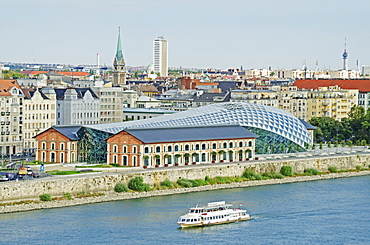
[309,105,370,144]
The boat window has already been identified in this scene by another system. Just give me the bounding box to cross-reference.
[186,219,190,222]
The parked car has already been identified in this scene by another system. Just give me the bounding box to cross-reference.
[0,173,9,181]
[26,167,39,178]
[6,173,16,180]
[6,162,16,169]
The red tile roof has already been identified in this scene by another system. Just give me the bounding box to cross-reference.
[293,79,370,92]
[0,79,21,96]
[57,71,90,77]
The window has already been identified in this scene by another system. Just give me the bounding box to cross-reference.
[133,146,137,154]
[113,145,118,152]
[42,142,46,149]
[248,141,252,147]
[185,144,190,151]
[51,143,55,150]
[195,144,200,150]
[60,143,64,150]
[123,146,127,153]
[144,147,149,153]
[239,141,243,147]
[212,143,217,149]
[223,142,227,148]
[168,145,172,152]
[156,146,161,153]
[202,143,206,150]
[174,145,179,151]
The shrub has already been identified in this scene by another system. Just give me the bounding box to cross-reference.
[177,179,193,188]
[242,169,256,179]
[194,179,207,186]
[114,182,129,192]
[280,166,293,176]
[328,166,338,173]
[205,176,211,182]
[262,172,284,179]
[161,179,175,188]
[39,194,52,201]
[356,166,362,171]
[63,193,71,199]
[304,168,319,175]
[110,163,120,167]
[128,177,151,191]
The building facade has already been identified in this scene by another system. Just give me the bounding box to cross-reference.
[22,87,57,153]
[153,36,168,77]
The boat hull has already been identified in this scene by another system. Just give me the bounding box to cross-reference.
[178,215,251,228]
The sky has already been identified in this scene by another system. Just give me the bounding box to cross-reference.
[1,0,370,70]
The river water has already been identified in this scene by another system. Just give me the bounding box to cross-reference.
[1,175,369,245]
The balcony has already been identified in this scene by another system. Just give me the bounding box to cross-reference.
[5,132,10,135]
[0,122,4,125]
[6,121,10,125]
[5,112,10,116]
[1,132,4,135]
[0,112,4,116]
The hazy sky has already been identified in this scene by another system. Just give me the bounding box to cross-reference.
[1,0,369,70]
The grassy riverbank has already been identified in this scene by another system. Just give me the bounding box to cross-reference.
[1,169,369,214]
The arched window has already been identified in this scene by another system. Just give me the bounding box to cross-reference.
[156,146,161,153]
[71,143,75,151]
[174,145,179,151]
[185,144,190,151]
[42,142,46,149]
[223,142,227,148]
[113,155,117,164]
[212,143,217,149]
[60,143,64,150]
[51,143,55,150]
[133,146,137,153]
[201,153,206,162]
[122,156,128,166]
[133,156,137,166]
[50,152,56,162]
[201,143,206,150]
[123,146,127,153]
[229,142,233,148]
[42,152,46,162]
[144,147,149,153]
[113,145,118,152]
[195,144,200,150]
[168,145,172,152]
[248,141,252,147]
[239,141,243,147]
[60,152,64,163]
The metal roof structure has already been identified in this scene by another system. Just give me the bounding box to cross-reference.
[124,125,257,144]
[85,102,312,147]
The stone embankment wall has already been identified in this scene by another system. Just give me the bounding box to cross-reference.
[1,154,369,202]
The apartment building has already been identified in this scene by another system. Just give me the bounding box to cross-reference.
[22,87,57,153]
[0,80,24,156]
[306,86,358,121]
[55,88,100,125]
[92,86,125,123]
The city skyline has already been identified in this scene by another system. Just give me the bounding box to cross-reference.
[1,0,370,70]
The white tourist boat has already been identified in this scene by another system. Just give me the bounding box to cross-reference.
[177,201,251,228]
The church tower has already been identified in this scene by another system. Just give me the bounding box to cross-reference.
[112,27,126,86]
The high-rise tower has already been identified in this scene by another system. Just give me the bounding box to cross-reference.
[342,39,348,71]
[112,27,126,86]
[153,36,168,77]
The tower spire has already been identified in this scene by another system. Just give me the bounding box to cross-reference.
[112,27,126,86]
[342,37,348,70]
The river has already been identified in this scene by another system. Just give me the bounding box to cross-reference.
[1,175,369,245]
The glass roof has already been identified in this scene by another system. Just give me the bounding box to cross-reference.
[85,102,311,147]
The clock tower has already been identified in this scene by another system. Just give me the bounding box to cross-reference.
[112,27,126,86]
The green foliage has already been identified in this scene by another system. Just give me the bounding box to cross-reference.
[114,182,129,192]
[2,70,26,79]
[63,193,71,199]
[177,178,194,188]
[356,165,362,171]
[128,177,151,191]
[39,194,52,201]
[205,176,211,182]
[262,172,284,179]
[328,166,338,173]
[160,179,175,188]
[194,179,207,186]
[280,165,293,176]
[242,169,262,180]
[304,168,319,175]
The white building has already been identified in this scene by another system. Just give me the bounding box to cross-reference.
[55,88,100,125]
[23,87,57,153]
[153,36,168,77]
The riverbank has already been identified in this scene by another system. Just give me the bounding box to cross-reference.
[1,170,369,214]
